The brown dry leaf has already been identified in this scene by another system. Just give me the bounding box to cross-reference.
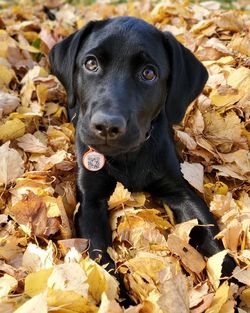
[8,192,47,236]
[0,141,24,186]
[17,133,48,153]
[167,234,206,274]
[180,161,204,193]
[204,111,242,145]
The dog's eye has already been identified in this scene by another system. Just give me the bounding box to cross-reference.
[84,57,99,72]
[141,67,157,81]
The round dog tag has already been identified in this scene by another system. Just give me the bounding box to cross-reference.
[82,148,105,171]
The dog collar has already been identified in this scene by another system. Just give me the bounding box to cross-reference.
[82,147,106,171]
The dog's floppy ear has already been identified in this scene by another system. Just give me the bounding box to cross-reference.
[49,21,99,109]
[163,32,208,124]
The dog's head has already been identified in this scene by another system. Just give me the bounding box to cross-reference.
[49,17,207,156]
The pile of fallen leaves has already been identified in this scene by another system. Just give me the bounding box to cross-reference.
[0,0,249,312]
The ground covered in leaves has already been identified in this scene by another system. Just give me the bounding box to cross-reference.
[0,0,250,312]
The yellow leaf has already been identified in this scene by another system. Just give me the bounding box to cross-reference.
[25,268,53,297]
[81,258,119,302]
[0,118,26,142]
[205,281,229,313]
[36,83,48,107]
[163,202,175,225]
[108,182,132,209]
[206,250,228,290]
[126,192,146,207]
[204,182,228,202]
[0,64,16,87]
[136,209,172,230]
[84,261,107,303]
[47,289,98,313]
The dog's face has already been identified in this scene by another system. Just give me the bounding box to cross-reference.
[49,17,208,156]
[75,21,169,155]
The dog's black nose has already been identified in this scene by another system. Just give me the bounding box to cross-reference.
[90,112,126,139]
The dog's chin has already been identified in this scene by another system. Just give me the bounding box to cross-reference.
[88,142,142,157]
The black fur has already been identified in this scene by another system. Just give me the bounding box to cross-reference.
[49,16,235,273]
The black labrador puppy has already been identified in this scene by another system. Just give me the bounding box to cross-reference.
[49,16,234,274]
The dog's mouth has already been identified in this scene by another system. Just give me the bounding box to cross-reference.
[89,142,141,156]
